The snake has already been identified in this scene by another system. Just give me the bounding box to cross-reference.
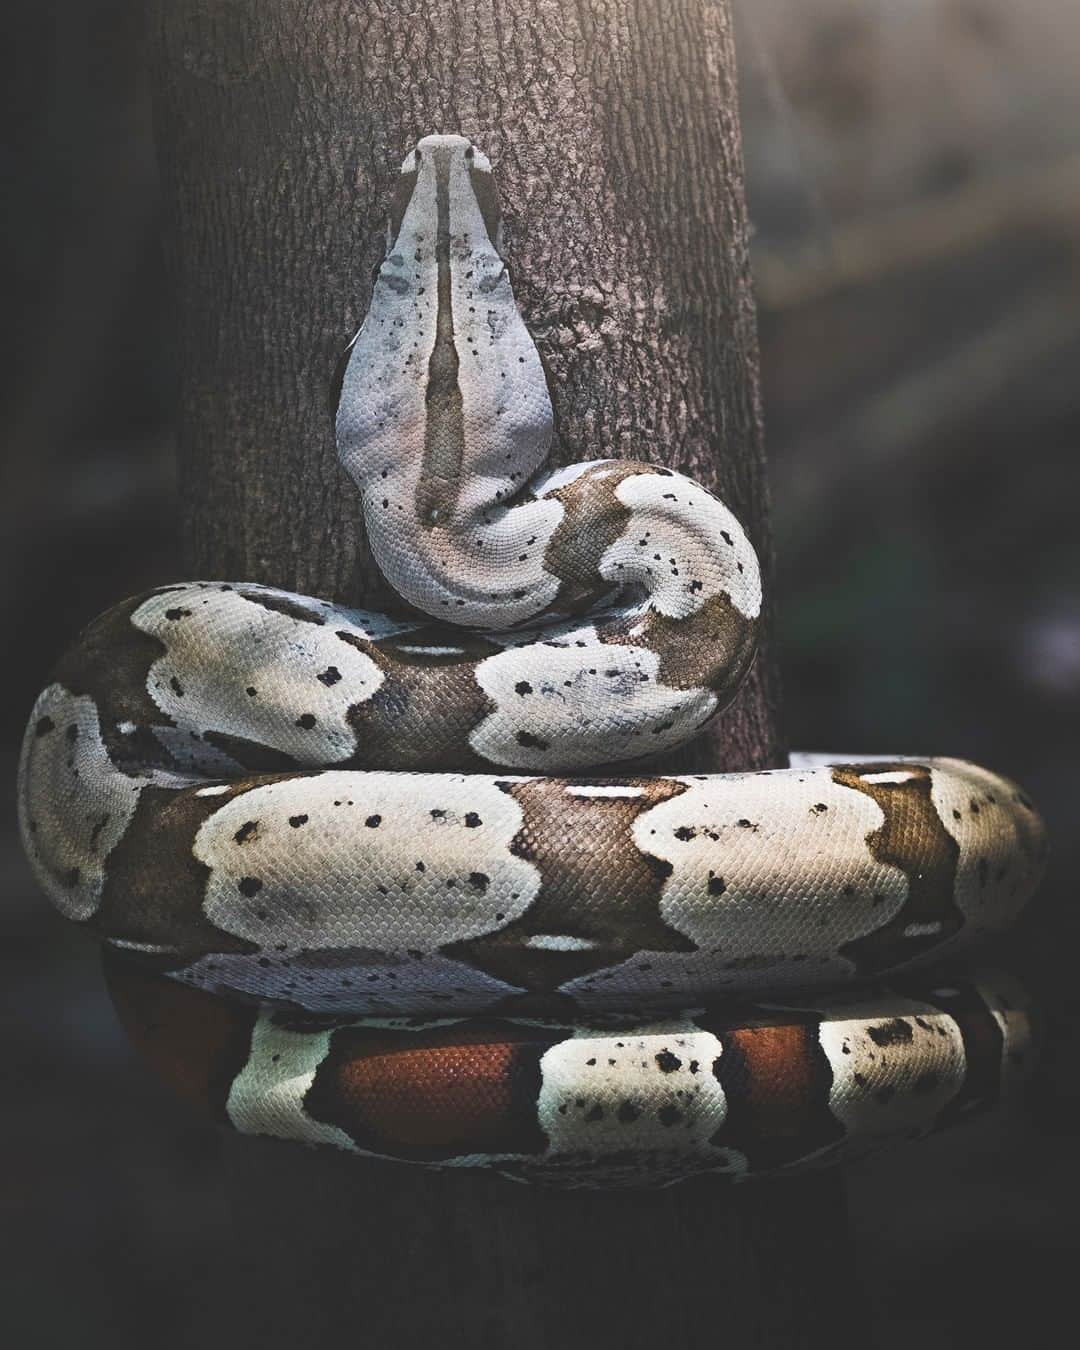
[18,135,1047,1187]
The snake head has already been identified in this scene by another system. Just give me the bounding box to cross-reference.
[388,133,505,264]
[337,134,557,626]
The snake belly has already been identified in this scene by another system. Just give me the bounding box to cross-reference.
[17,135,1047,1186]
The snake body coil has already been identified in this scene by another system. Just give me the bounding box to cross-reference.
[19,136,1046,1187]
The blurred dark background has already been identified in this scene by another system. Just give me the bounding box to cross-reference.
[2,2,1077,1346]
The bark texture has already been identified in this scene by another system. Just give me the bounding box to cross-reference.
[151,2,859,1346]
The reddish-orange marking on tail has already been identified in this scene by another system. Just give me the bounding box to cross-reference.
[307,1022,552,1159]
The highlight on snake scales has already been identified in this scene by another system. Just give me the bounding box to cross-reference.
[18,134,1047,1188]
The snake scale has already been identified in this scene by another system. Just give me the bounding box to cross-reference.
[19,136,1046,1187]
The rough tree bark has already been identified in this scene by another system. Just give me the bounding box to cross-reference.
[149,2,862,1347]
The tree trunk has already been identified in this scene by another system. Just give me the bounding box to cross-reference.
[149,2,859,1346]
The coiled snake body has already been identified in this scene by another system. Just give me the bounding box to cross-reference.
[19,136,1046,1187]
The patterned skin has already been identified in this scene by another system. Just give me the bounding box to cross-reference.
[18,136,1047,1184]
[105,956,1033,1188]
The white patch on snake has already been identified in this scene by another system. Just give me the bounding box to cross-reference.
[560,768,909,1004]
[902,921,944,937]
[395,645,467,656]
[469,637,716,770]
[532,459,610,496]
[928,758,1047,943]
[598,473,762,621]
[536,1022,735,1169]
[131,586,387,769]
[17,685,158,921]
[819,996,967,1152]
[564,784,645,799]
[525,935,599,952]
[787,753,917,769]
[190,772,539,994]
[226,1017,359,1151]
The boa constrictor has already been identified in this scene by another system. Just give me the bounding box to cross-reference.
[19,135,1046,1188]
